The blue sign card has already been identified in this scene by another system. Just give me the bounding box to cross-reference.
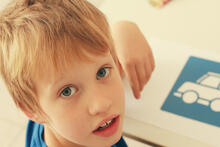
[161,56,220,127]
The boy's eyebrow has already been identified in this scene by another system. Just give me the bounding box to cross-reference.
[51,76,65,87]
[50,73,72,88]
[48,74,74,95]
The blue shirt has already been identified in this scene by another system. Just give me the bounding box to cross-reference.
[26,120,127,147]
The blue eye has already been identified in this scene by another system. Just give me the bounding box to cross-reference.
[96,67,110,80]
[60,86,76,98]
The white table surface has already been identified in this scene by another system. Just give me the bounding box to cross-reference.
[100,0,220,53]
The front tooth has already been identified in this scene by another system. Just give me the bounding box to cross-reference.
[107,119,113,124]
[100,123,107,127]
[100,120,112,128]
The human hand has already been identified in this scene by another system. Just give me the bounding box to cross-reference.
[112,21,155,99]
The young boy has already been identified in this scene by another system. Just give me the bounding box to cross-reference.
[0,0,154,146]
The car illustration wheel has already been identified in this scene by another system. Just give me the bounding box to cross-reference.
[210,99,220,112]
[182,91,198,104]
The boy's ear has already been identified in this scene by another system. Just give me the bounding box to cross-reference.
[21,105,45,124]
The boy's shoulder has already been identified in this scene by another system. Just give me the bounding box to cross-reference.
[25,120,46,147]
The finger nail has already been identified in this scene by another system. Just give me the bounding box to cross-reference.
[137,93,141,99]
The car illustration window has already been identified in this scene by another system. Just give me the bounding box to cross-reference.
[200,75,220,89]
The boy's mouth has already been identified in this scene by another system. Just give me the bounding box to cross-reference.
[93,115,120,137]
[96,118,116,131]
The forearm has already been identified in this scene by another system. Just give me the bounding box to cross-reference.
[111,21,143,51]
[111,21,155,98]
[111,21,141,78]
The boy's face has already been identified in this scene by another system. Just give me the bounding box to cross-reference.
[33,51,125,147]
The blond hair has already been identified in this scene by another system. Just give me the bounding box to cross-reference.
[0,0,116,118]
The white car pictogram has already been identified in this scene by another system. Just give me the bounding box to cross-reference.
[174,72,220,112]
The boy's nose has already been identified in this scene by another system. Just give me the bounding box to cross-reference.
[88,92,113,116]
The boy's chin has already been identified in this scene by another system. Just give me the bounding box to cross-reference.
[109,126,123,146]
[113,134,123,144]
[102,135,122,147]
[97,128,123,147]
